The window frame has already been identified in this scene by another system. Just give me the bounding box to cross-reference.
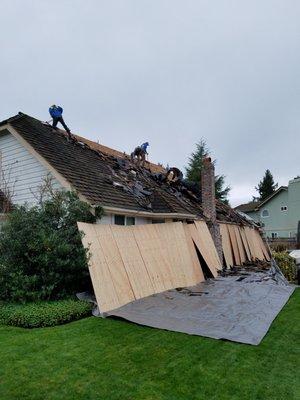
[280,205,288,212]
[261,209,269,218]
[114,214,136,226]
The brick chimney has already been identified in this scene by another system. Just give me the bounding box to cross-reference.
[201,157,223,263]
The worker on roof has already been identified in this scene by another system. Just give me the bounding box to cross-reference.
[49,105,72,140]
[131,142,149,167]
[166,167,183,184]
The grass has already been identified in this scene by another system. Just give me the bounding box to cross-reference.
[0,289,299,400]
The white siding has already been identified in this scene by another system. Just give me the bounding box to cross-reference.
[96,213,152,225]
[135,217,151,225]
[97,214,114,224]
[0,130,63,206]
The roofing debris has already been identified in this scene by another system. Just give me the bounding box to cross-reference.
[0,112,254,225]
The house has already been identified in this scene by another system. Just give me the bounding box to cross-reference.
[0,112,264,266]
[236,180,300,239]
[0,113,247,223]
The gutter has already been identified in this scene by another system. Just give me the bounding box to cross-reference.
[96,205,198,220]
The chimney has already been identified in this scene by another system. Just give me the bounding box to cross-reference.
[201,157,223,264]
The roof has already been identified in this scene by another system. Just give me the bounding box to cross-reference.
[235,186,288,213]
[235,201,260,213]
[256,186,288,208]
[73,134,165,174]
[0,112,249,224]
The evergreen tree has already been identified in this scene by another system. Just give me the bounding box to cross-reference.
[255,169,278,200]
[185,139,231,204]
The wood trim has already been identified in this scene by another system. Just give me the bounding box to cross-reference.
[100,205,198,220]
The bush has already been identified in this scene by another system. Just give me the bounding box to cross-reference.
[273,252,297,282]
[0,299,92,328]
[0,190,103,303]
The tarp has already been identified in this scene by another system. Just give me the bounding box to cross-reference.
[106,270,295,345]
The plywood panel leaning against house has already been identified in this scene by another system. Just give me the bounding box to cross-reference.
[227,224,241,265]
[78,221,222,312]
[78,222,121,312]
[188,221,221,277]
[243,226,267,261]
[233,225,247,264]
[219,224,269,267]
[220,224,234,269]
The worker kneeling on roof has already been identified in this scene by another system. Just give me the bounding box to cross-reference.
[131,142,149,167]
[49,105,72,140]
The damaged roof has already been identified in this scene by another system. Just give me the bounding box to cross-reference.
[0,112,249,224]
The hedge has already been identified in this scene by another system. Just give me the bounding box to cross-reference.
[273,252,297,282]
[0,299,92,328]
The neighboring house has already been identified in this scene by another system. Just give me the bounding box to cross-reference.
[236,181,300,239]
[0,112,248,230]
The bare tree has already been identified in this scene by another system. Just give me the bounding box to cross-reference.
[30,173,66,206]
[0,160,18,213]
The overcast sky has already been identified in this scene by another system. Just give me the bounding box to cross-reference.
[1,0,299,206]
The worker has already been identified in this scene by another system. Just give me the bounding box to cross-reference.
[131,142,149,167]
[49,105,71,140]
[166,167,183,183]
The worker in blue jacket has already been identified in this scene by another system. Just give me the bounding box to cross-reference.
[131,142,149,167]
[49,105,71,139]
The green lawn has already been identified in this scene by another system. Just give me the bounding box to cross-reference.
[0,289,299,400]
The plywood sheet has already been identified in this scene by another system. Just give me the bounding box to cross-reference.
[239,227,251,261]
[251,229,266,260]
[154,222,199,287]
[132,224,173,292]
[258,235,271,261]
[220,223,234,268]
[189,221,221,277]
[183,223,205,283]
[79,221,207,313]
[77,222,120,312]
[244,226,265,261]
[111,225,155,299]
[227,224,241,265]
[243,226,256,260]
[234,225,246,264]
[93,225,135,307]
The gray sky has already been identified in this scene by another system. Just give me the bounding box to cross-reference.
[1,0,300,206]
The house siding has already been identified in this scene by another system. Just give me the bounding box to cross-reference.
[0,129,62,206]
[97,213,152,225]
[259,190,291,238]
[241,179,300,239]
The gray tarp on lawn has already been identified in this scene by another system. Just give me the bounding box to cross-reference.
[79,263,295,345]
[106,268,295,345]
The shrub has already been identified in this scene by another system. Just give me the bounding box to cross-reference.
[0,299,92,328]
[273,251,297,282]
[0,190,103,303]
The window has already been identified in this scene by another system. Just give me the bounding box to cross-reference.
[114,215,135,226]
[152,219,165,224]
[126,216,135,226]
[280,206,288,211]
[261,209,269,218]
[114,215,125,225]
[271,232,278,239]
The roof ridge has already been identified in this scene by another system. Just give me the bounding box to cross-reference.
[3,112,165,174]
